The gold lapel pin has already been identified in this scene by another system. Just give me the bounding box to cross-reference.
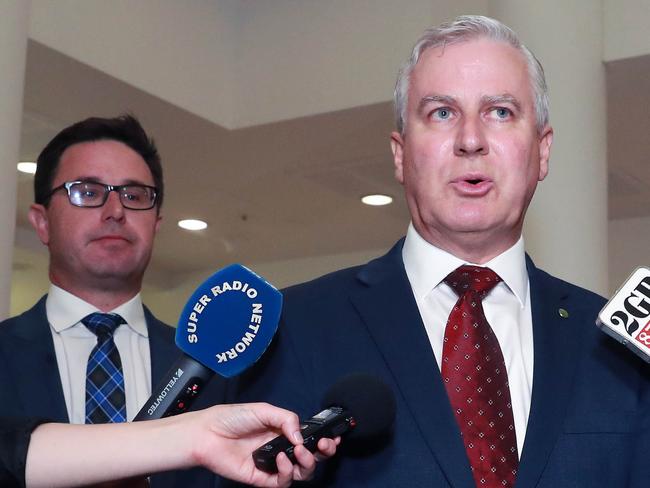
[558,308,569,319]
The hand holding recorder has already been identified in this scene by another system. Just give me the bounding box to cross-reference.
[24,402,337,487]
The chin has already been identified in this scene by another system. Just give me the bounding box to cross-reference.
[443,212,494,232]
[87,259,145,280]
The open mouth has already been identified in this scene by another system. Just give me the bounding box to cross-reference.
[452,175,492,195]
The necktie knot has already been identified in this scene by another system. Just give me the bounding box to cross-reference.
[81,312,125,340]
[444,265,501,299]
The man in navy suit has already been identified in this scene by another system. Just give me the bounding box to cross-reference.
[229,15,650,487]
[0,115,221,486]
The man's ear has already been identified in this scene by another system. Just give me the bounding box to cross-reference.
[154,214,162,234]
[391,131,405,185]
[537,125,553,182]
[28,204,50,245]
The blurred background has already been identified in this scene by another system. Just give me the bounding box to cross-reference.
[3,0,650,324]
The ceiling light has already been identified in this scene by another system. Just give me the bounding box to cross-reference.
[17,161,37,174]
[178,219,207,231]
[361,194,393,206]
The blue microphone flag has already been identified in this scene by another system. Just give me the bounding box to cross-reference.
[176,263,282,378]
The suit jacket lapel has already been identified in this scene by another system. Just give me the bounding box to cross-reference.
[144,307,178,385]
[349,241,475,488]
[6,296,69,422]
[515,258,584,488]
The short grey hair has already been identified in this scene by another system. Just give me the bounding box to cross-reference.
[394,15,549,134]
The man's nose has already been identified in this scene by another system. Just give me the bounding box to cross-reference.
[101,190,125,221]
[453,116,488,157]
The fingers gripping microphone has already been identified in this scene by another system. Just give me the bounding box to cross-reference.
[596,266,650,362]
[252,373,396,473]
[134,264,282,420]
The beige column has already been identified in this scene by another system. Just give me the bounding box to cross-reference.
[489,0,608,294]
[0,1,31,318]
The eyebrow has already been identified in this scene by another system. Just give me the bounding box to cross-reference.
[417,94,457,112]
[481,94,522,112]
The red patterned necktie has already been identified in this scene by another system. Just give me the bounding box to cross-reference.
[441,265,518,487]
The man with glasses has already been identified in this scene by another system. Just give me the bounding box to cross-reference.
[0,115,219,485]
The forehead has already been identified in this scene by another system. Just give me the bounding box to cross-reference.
[55,140,154,185]
[409,38,533,105]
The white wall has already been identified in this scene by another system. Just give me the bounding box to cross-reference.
[0,1,30,319]
[10,246,49,317]
[604,0,650,61]
[603,0,650,296]
[608,216,650,295]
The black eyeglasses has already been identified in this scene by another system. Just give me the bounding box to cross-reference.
[46,180,159,210]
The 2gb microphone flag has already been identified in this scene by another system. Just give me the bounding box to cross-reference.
[597,266,650,363]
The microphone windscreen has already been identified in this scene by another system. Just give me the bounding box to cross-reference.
[175,264,283,377]
[321,373,396,440]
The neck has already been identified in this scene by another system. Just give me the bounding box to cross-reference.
[50,275,140,312]
[413,223,520,264]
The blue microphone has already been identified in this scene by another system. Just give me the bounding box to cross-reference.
[134,264,282,420]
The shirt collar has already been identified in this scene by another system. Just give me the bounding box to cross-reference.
[402,222,528,307]
[45,284,149,337]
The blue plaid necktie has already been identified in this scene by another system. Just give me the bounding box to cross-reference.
[82,312,127,424]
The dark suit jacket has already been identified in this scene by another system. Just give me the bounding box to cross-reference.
[229,240,650,487]
[0,295,222,487]
[0,417,46,488]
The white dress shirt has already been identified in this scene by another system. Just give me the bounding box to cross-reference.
[402,223,534,456]
[45,285,152,424]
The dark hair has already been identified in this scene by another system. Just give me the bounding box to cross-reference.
[34,114,164,210]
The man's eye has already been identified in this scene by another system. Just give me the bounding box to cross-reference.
[432,107,452,120]
[492,107,512,119]
[79,188,100,199]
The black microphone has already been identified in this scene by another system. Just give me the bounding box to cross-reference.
[134,264,282,420]
[252,373,396,473]
[596,266,650,362]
